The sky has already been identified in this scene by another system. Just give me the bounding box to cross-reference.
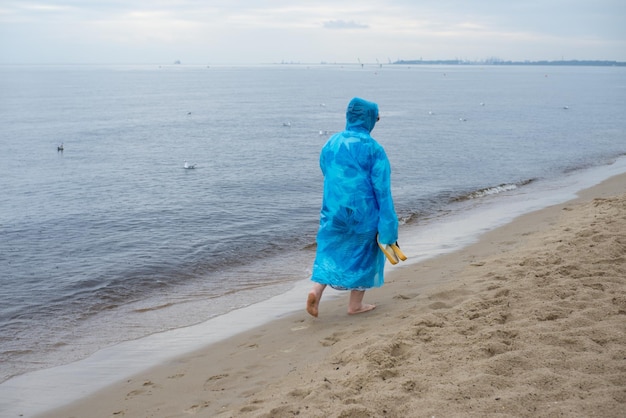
[0,0,625,65]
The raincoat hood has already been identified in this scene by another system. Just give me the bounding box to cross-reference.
[345,97,379,133]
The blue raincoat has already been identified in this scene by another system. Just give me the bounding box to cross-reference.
[311,97,398,290]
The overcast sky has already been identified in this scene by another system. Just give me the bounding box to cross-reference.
[1,0,624,64]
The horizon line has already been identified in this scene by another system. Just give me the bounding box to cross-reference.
[1,58,625,67]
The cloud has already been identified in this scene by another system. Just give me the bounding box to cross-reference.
[0,0,624,63]
[323,20,368,30]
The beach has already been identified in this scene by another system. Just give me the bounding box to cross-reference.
[36,172,626,418]
[3,64,626,396]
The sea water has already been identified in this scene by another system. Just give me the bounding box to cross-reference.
[0,64,625,415]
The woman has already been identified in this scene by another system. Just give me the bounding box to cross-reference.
[307,97,399,317]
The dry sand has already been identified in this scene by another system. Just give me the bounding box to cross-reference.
[44,174,626,418]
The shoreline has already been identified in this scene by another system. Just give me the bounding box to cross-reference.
[28,171,626,417]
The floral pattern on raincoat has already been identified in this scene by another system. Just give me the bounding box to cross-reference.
[311,97,398,290]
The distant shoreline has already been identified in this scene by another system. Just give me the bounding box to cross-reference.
[2,60,625,67]
[393,59,626,67]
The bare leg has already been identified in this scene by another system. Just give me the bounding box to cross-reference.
[306,283,326,318]
[348,290,376,315]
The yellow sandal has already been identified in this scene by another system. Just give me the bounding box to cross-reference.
[377,235,407,264]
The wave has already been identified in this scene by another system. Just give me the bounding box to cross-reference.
[452,179,536,202]
[396,178,537,227]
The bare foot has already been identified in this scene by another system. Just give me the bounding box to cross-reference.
[348,303,376,315]
[347,290,375,315]
[306,291,319,317]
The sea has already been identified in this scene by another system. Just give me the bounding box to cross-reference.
[1,63,625,416]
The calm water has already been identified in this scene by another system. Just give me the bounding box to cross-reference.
[1,64,625,385]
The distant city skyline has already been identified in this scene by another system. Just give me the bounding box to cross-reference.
[1,1,624,65]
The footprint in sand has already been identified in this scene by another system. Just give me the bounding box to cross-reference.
[125,380,158,399]
[205,373,229,382]
[237,342,259,350]
[184,401,210,415]
[321,332,344,347]
[125,389,145,398]
[291,319,309,331]
[288,388,312,399]
[240,405,261,413]
[203,374,229,391]
[394,293,418,300]
[291,324,309,331]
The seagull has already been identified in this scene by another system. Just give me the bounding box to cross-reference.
[57,143,64,151]
[184,160,196,169]
[282,122,291,127]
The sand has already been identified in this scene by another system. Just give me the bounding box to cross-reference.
[42,174,626,418]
